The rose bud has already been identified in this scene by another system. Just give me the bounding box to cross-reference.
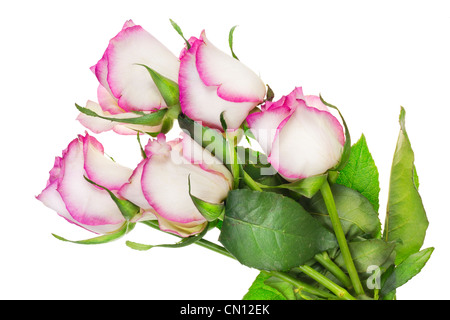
[78,20,180,135]
[246,87,345,181]
[37,133,151,234]
[179,30,266,131]
[119,133,233,237]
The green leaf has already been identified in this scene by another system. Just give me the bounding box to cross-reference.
[272,174,327,198]
[228,25,239,60]
[83,176,140,221]
[264,276,299,300]
[188,175,224,221]
[243,272,287,300]
[336,134,380,212]
[126,222,209,251]
[52,222,135,245]
[170,19,191,50]
[76,103,167,126]
[310,184,381,239]
[334,239,396,273]
[383,107,429,264]
[219,189,337,271]
[136,64,180,107]
[380,247,434,297]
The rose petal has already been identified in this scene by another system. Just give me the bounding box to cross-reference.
[37,181,73,223]
[141,139,230,224]
[269,101,344,180]
[91,53,112,94]
[77,100,163,135]
[105,25,179,111]
[246,106,292,154]
[57,137,126,226]
[37,163,127,234]
[81,133,133,190]
[118,161,152,210]
[156,215,207,238]
[180,132,233,188]
[303,95,329,111]
[179,39,255,130]
[196,31,266,103]
[97,84,123,115]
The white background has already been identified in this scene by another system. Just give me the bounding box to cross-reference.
[1,0,449,300]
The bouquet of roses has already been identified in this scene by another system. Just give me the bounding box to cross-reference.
[37,20,432,300]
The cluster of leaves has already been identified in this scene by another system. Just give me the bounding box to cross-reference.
[239,108,432,300]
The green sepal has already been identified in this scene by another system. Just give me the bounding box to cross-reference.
[52,222,135,245]
[319,95,351,172]
[136,64,179,107]
[136,133,147,159]
[125,221,210,251]
[188,175,225,222]
[83,176,140,221]
[228,25,239,60]
[271,173,327,198]
[75,103,167,127]
[161,104,181,134]
[266,84,275,102]
[169,19,191,50]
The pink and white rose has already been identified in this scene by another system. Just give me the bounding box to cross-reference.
[119,133,233,237]
[179,31,266,131]
[246,87,345,181]
[37,133,151,234]
[78,20,180,135]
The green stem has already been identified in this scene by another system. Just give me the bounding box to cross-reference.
[242,170,263,191]
[314,252,353,290]
[297,265,356,300]
[264,271,337,300]
[320,180,365,296]
[141,219,355,300]
[225,132,240,190]
[373,288,379,300]
[141,220,235,259]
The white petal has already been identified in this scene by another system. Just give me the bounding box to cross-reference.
[106,25,180,111]
[179,39,254,130]
[57,137,126,226]
[197,32,266,103]
[118,161,152,210]
[141,147,230,224]
[269,103,344,180]
[246,106,291,154]
[82,134,133,190]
